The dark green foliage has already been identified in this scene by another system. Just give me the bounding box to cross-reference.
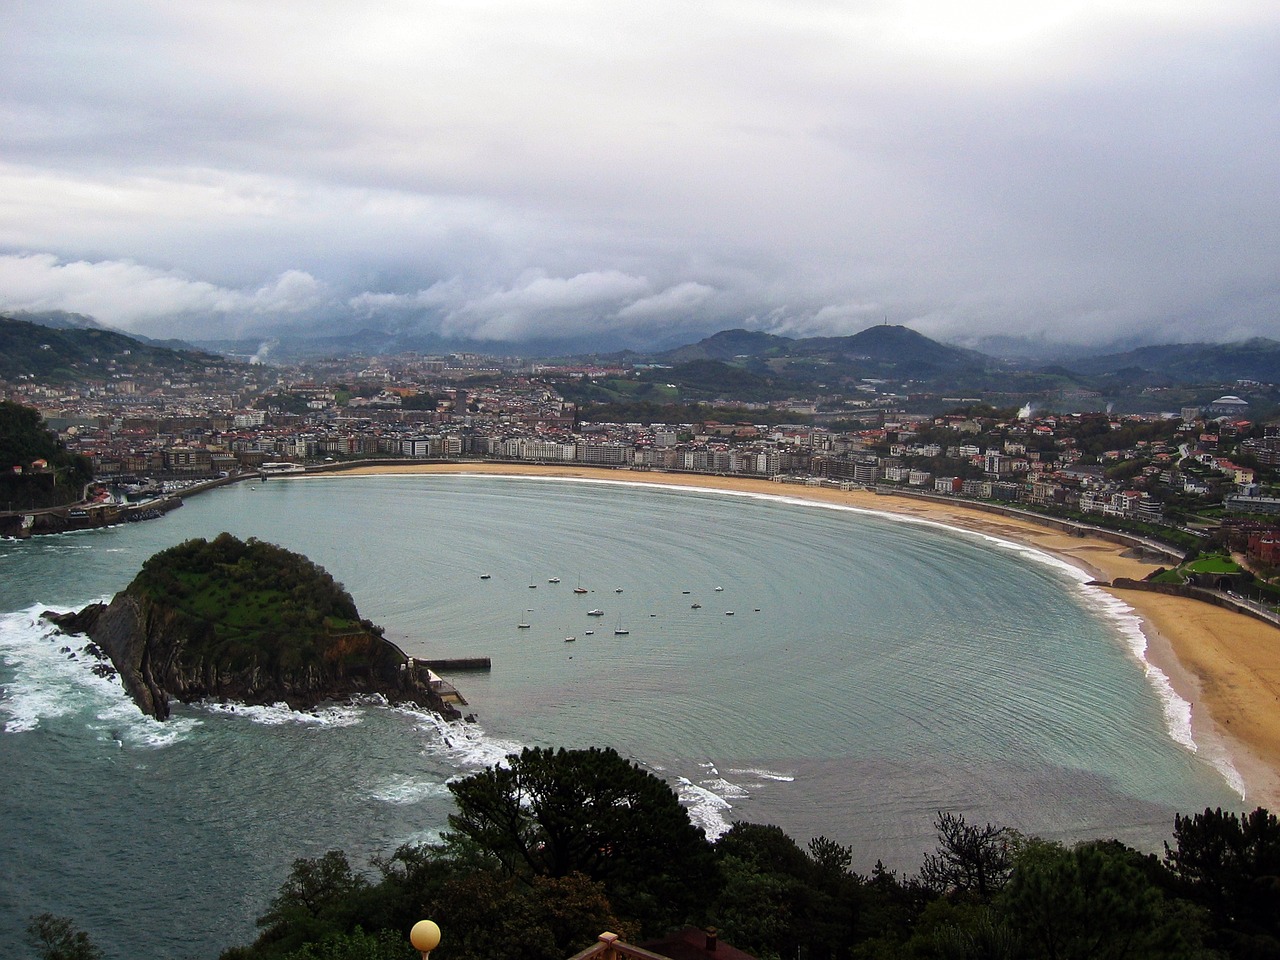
[255,393,317,415]
[923,903,1021,960]
[0,315,220,383]
[1000,839,1209,959]
[708,825,880,960]
[279,928,416,960]
[918,812,1015,901]
[0,400,93,509]
[1166,806,1280,956]
[710,824,811,959]
[25,914,103,960]
[428,870,631,960]
[646,360,783,401]
[226,843,630,960]
[222,787,1278,960]
[400,393,439,410]
[130,533,367,672]
[447,746,716,933]
[252,851,373,956]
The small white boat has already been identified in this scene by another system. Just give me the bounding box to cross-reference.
[715,586,724,592]
[614,587,623,593]
[588,609,604,616]
[564,636,576,642]
[518,621,531,629]
[614,614,629,636]
[725,611,734,616]
[548,577,561,584]
[584,630,594,635]
[480,574,491,580]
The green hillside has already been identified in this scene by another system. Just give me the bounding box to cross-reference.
[0,400,93,509]
[129,533,372,672]
[0,315,223,382]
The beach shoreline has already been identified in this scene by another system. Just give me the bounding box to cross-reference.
[292,462,1280,810]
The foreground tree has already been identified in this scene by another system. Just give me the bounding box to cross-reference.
[277,928,414,960]
[25,914,102,960]
[919,812,1015,901]
[1000,839,1209,960]
[1165,806,1280,956]
[243,850,373,958]
[447,746,716,932]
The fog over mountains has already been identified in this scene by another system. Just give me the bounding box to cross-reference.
[9,311,1280,391]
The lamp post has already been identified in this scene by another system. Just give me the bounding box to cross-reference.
[410,920,441,960]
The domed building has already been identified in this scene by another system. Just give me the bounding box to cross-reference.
[1207,395,1249,416]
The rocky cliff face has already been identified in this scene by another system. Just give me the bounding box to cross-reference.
[47,591,457,722]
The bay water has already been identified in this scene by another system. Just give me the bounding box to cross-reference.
[0,475,1243,958]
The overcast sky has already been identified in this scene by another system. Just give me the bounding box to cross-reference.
[2,1,1278,351]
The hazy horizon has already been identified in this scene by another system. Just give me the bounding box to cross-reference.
[3,2,1277,352]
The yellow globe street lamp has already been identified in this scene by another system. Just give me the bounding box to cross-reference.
[410,919,442,960]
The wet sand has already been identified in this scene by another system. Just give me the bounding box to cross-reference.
[305,462,1280,809]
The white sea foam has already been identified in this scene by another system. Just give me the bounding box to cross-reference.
[727,766,795,782]
[198,699,364,727]
[700,776,749,799]
[400,827,447,847]
[677,777,734,839]
[0,602,198,747]
[397,705,525,770]
[370,777,451,805]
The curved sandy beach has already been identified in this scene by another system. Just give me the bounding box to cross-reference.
[304,462,1280,810]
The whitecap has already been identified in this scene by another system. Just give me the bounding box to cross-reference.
[676,776,734,840]
[396,705,525,770]
[399,827,447,848]
[727,766,796,783]
[0,602,198,748]
[93,697,199,749]
[700,776,749,799]
[198,700,363,727]
[370,777,451,805]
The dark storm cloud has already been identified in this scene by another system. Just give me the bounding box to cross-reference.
[2,1,1277,348]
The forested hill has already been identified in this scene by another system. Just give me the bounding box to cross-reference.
[0,315,227,382]
[1061,338,1280,382]
[0,400,93,509]
[660,325,996,376]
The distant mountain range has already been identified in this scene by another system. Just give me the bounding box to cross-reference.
[6,311,1280,399]
[658,327,1280,384]
[1055,339,1280,383]
[659,325,994,374]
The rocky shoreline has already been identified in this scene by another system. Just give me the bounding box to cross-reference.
[45,593,463,722]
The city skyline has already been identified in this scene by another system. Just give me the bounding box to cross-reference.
[3,1,1278,351]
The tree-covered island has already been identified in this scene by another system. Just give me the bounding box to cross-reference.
[47,533,456,720]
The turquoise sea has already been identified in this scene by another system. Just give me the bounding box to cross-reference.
[0,475,1245,958]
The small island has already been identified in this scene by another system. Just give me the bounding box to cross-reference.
[47,533,460,721]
